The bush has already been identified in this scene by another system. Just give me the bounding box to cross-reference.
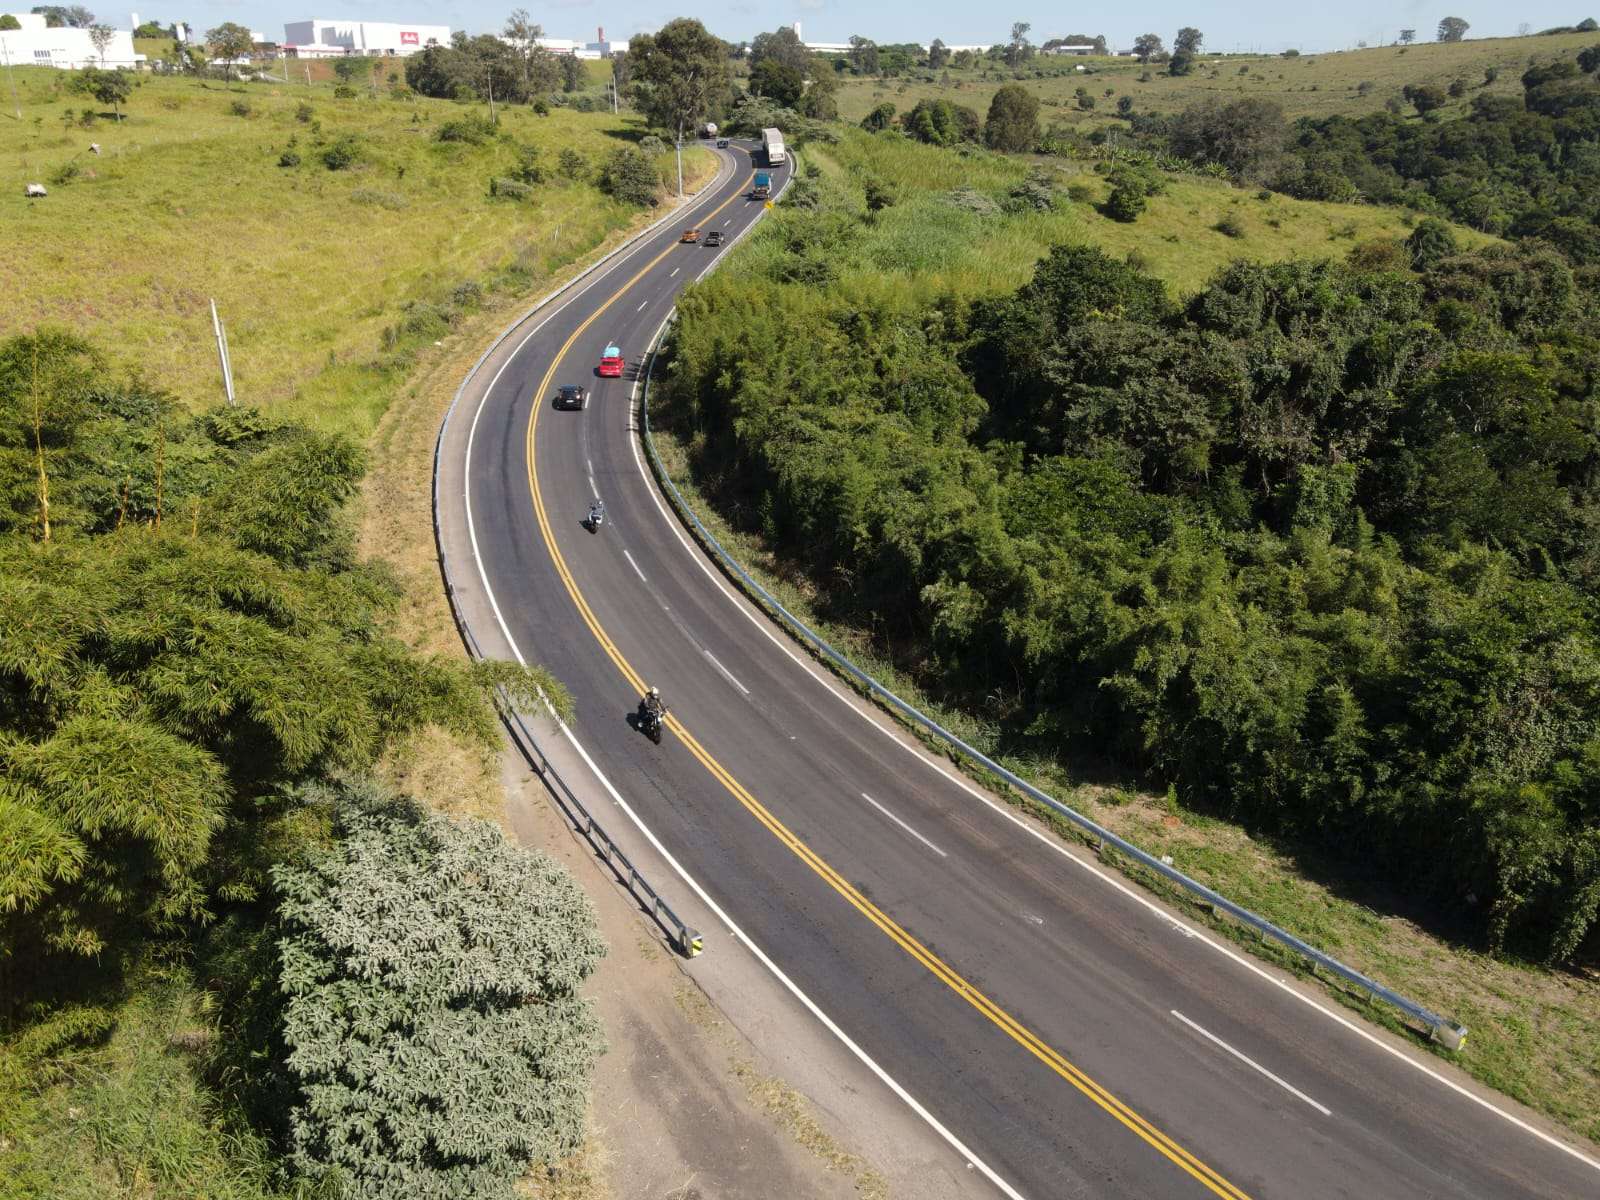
[1448,77,1468,98]
[273,780,605,1200]
[229,98,251,117]
[319,135,360,171]
[599,147,658,205]
[295,100,313,122]
[863,176,895,211]
[639,133,667,155]
[1104,177,1147,221]
[1214,211,1246,237]
[350,188,407,209]
[861,101,896,131]
[1281,48,1300,57]
[1406,216,1459,267]
[277,149,301,168]
[557,147,586,180]
[1116,95,1134,116]
[488,176,534,201]
[435,114,495,144]
[332,84,357,100]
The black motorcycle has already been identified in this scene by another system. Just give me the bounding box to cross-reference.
[638,699,666,744]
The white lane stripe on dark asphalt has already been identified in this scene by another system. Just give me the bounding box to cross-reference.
[637,300,648,311]
[861,793,948,859]
[1171,1011,1332,1117]
[702,648,751,696]
[622,548,648,583]
[670,267,680,277]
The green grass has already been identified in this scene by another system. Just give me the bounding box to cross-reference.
[834,31,1600,125]
[0,965,291,1200]
[752,129,1489,302]
[4,68,712,440]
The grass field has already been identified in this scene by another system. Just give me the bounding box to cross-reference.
[763,128,1490,302]
[4,68,710,440]
[833,31,1600,125]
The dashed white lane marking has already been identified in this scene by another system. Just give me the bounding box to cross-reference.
[861,793,948,859]
[702,648,751,696]
[622,548,648,583]
[670,267,680,277]
[637,300,648,311]
[1172,1011,1332,1118]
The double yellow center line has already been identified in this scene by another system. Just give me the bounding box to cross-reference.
[518,170,1252,1200]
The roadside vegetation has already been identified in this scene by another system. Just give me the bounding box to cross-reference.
[655,74,1600,1134]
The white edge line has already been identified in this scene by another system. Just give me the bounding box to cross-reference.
[702,648,751,696]
[862,792,948,859]
[1172,1010,1332,1118]
[624,250,1600,1176]
[456,160,1029,1200]
[621,548,648,584]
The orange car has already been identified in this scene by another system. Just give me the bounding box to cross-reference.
[680,227,701,243]
[598,344,625,378]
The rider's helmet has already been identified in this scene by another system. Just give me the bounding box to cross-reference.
[648,686,660,698]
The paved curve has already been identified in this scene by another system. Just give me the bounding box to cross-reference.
[448,142,1600,1199]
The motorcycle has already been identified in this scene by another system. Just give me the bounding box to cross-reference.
[586,503,605,533]
[638,699,666,744]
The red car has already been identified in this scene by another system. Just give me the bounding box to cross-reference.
[598,345,625,377]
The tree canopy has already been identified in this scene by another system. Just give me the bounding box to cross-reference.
[985,84,1040,153]
[627,18,728,139]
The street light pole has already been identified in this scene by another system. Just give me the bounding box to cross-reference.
[675,138,683,198]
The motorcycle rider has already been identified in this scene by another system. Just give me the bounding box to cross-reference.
[639,685,666,734]
[588,498,605,529]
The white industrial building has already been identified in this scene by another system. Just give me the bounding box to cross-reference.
[281,18,449,58]
[0,11,141,69]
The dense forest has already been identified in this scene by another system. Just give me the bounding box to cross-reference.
[662,180,1600,964]
[0,332,601,1196]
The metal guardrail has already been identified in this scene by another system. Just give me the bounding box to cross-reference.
[429,173,729,960]
[634,256,1470,1049]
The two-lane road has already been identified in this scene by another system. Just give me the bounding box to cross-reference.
[446,142,1600,1198]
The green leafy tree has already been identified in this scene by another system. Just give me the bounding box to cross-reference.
[1005,21,1032,69]
[904,97,981,145]
[1398,28,1416,44]
[928,37,949,69]
[985,83,1040,151]
[331,56,371,83]
[750,57,804,106]
[861,101,896,131]
[1174,26,1204,55]
[599,146,658,205]
[1437,16,1470,42]
[848,34,880,75]
[1169,49,1195,76]
[749,24,811,76]
[205,21,253,83]
[0,14,22,29]
[1403,82,1448,113]
[1169,96,1285,176]
[1132,33,1164,62]
[32,5,95,28]
[86,21,112,65]
[274,779,605,1199]
[560,52,584,93]
[627,18,728,142]
[72,65,131,121]
[1577,43,1600,72]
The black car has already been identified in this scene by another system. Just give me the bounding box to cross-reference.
[555,384,588,411]
[704,230,724,247]
[716,137,730,148]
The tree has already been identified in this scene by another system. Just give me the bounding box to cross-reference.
[750,25,810,76]
[1169,50,1195,76]
[86,22,112,65]
[928,37,949,69]
[1577,43,1600,73]
[1006,21,1032,69]
[599,146,658,205]
[73,65,130,120]
[1169,97,1285,176]
[502,9,543,92]
[560,53,583,93]
[904,97,980,145]
[331,56,371,83]
[627,18,728,142]
[31,6,95,28]
[0,14,18,28]
[1437,17,1470,42]
[848,34,880,75]
[1132,33,1164,62]
[1174,26,1204,55]
[205,22,253,83]
[1403,82,1448,114]
[861,101,896,131]
[1104,171,1150,221]
[985,83,1040,151]
[1406,216,1459,267]
[1398,28,1416,44]
[750,57,804,106]
[273,780,605,1200]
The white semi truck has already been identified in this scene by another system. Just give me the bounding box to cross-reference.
[761,127,787,166]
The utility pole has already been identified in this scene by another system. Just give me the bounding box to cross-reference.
[2,40,20,121]
[675,138,683,198]
[210,299,236,406]
[304,65,311,87]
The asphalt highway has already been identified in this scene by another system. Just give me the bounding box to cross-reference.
[454,142,1600,1199]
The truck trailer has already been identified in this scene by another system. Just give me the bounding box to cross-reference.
[760,127,787,166]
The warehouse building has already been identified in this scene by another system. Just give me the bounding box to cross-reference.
[281,18,449,58]
[0,12,140,69]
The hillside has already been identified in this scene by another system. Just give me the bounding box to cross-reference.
[834,31,1600,124]
[4,68,708,438]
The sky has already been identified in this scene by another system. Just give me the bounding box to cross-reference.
[115,1,1591,55]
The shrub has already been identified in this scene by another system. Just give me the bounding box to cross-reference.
[510,142,543,185]
[557,147,586,180]
[1448,78,1468,98]
[861,101,896,131]
[1104,177,1147,221]
[320,135,361,171]
[1117,95,1134,116]
[278,149,301,167]
[1006,167,1059,212]
[489,176,534,200]
[532,98,549,116]
[49,158,83,185]
[1282,48,1300,57]
[945,186,1001,216]
[351,188,407,209]
[295,100,313,122]
[599,147,658,205]
[273,780,605,1200]
[639,133,667,155]
[230,98,252,117]
[1483,65,1500,85]
[332,84,357,100]
[863,176,895,211]
[1214,211,1246,237]
[435,114,495,144]
[1406,216,1459,267]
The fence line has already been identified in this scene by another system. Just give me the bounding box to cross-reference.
[634,236,1469,1049]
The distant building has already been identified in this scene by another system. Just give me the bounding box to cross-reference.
[281,18,449,58]
[1042,41,1098,55]
[585,26,626,57]
[0,13,141,69]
